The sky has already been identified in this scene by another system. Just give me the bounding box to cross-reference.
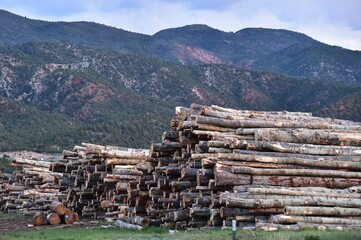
[1,0,360,50]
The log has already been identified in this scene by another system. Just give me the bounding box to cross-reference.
[225,194,361,208]
[60,209,75,224]
[47,212,61,225]
[105,158,141,165]
[232,166,361,178]
[284,206,361,216]
[251,175,361,188]
[220,207,249,218]
[50,201,67,215]
[247,186,361,198]
[202,158,303,169]
[218,152,361,170]
[112,168,143,176]
[195,115,361,130]
[168,210,189,221]
[210,105,312,117]
[114,220,143,230]
[263,141,361,156]
[33,212,44,226]
[231,149,361,161]
[271,214,361,225]
[127,216,149,227]
[255,128,361,146]
[214,164,251,186]
[14,159,52,168]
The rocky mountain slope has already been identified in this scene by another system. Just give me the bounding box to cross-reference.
[0,10,360,152]
[0,42,360,152]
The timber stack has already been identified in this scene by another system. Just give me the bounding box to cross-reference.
[144,103,361,230]
[1,103,361,231]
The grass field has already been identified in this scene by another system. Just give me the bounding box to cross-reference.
[1,212,361,240]
[2,225,361,240]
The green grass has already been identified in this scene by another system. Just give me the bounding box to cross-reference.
[2,226,361,240]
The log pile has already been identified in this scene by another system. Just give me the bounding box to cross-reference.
[0,158,66,216]
[143,104,361,230]
[32,201,79,226]
[61,143,152,222]
[1,103,361,231]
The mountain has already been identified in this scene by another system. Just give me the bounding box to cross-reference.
[0,42,360,152]
[0,10,360,83]
[0,10,360,152]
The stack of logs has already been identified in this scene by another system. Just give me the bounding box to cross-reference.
[145,103,361,230]
[1,103,361,231]
[33,201,79,226]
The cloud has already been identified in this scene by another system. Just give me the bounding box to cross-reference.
[0,0,360,50]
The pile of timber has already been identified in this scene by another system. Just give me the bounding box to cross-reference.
[144,103,361,230]
[0,158,66,215]
[32,201,79,226]
[52,143,151,223]
[2,103,361,231]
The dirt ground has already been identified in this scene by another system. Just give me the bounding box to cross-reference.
[0,213,99,234]
[0,213,33,233]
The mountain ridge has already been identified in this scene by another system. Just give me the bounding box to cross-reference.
[1,10,360,82]
[0,10,360,152]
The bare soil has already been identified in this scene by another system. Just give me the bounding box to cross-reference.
[0,213,99,234]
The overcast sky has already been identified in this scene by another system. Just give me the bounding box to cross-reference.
[1,0,360,50]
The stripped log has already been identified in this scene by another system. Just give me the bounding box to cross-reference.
[255,128,361,146]
[232,166,361,178]
[225,195,361,208]
[284,206,361,216]
[271,214,361,225]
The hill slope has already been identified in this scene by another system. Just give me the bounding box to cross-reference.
[0,42,360,152]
